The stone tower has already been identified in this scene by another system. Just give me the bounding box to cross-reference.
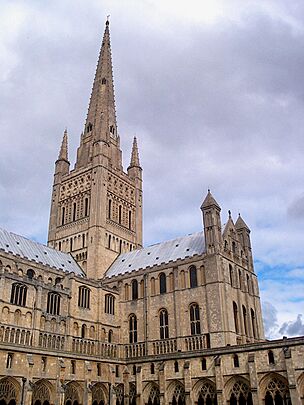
[48,21,143,279]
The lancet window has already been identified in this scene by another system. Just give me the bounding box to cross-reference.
[159,309,169,339]
[190,303,201,335]
[129,314,137,344]
[189,266,198,288]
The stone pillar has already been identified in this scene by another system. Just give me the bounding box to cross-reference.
[123,366,130,405]
[24,389,32,405]
[284,347,301,405]
[247,353,259,405]
[159,362,167,405]
[136,366,143,405]
[183,361,192,405]
[214,356,225,405]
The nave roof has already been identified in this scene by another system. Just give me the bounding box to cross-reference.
[105,231,205,278]
[0,227,84,276]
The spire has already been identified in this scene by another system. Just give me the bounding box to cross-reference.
[235,213,250,231]
[128,137,141,169]
[201,190,221,210]
[58,129,69,162]
[85,19,117,144]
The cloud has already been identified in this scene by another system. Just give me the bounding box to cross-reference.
[262,301,279,339]
[279,314,304,337]
[1,0,304,335]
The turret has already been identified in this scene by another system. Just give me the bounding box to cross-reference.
[235,214,253,269]
[201,190,222,254]
[54,129,70,181]
[48,129,70,248]
[128,137,143,247]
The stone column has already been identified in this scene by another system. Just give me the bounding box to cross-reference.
[136,366,143,405]
[123,366,130,405]
[214,356,225,405]
[284,347,301,405]
[183,361,192,405]
[159,362,167,405]
[247,353,259,405]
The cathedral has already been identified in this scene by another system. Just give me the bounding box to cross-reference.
[0,20,303,405]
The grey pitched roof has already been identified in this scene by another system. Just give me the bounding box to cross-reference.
[105,231,205,278]
[0,227,84,276]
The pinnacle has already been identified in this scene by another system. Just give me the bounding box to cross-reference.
[235,213,250,231]
[128,137,141,169]
[201,190,220,210]
[84,19,117,143]
[58,129,69,162]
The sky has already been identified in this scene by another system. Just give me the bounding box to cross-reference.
[0,0,304,340]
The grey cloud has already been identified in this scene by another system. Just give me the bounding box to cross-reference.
[287,195,304,219]
[279,314,304,337]
[262,301,279,339]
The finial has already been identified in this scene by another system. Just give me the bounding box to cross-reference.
[106,15,110,25]
[228,210,231,218]
[208,188,210,193]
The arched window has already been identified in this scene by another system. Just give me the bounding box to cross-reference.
[159,273,166,294]
[128,210,132,230]
[73,202,77,221]
[108,234,111,249]
[229,264,233,286]
[78,286,90,309]
[71,360,76,374]
[233,354,239,367]
[70,238,73,251]
[10,283,27,307]
[233,302,239,334]
[47,292,61,315]
[201,358,207,370]
[159,309,169,339]
[61,206,65,225]
[129,314,137,343]
[232,241,236,253]
[119,205,122,224]
[174,361,179,372]
[84,197,89,217]
[242,305,248,336]
[189,266,198,288]
[150,363,155,374]
[105,294,115,315]
[108,199,112,219]
[239,269,242,289]
[131,279,138,300]
[82,233,85,248]
[27,269,35,279]
[189,303,201,335]
[108,329,113,343]
[81,324,86,338]
[251,308,257,339]
[268,350,275,365]
[6,353,13,368]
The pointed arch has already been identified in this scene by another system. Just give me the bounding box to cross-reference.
[143,382,160,405]
[64,381,83,405]
[225,376,252,405]
[259,373,291,404]
[91,382,108,405]
[0,377,21,404]
[192,378,217,403]
[167,381,185,405]
[32,379,55,405]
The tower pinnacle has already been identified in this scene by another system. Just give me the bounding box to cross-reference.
[85,19,117,144]
[128,137,141,169]
[58,129,69,162]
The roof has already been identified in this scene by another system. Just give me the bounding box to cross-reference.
[0,227,84,276]
[105,231,205,278]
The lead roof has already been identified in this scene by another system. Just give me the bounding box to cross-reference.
[0,227,84,276]
[105,231,205,278]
